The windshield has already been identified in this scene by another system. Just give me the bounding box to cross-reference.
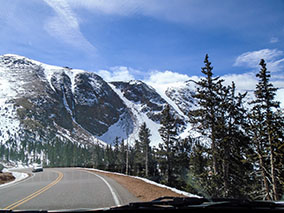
[0,0,284,211]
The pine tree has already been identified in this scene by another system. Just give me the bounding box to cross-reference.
[188,54,224,196]
[105,144,115,171]
[219,82,252,198]
[138,122,151,177]
[133,139,143,176]
[188,54,225,176]
[188,138,216,197]
[274,109,284,197]
[158,104,178,186]
[173,137,192,190]
[249,59,282,200]
[113,137,120,172]
[188,55,253,198]
[119,139,126,173]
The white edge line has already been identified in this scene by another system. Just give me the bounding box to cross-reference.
[85,171,120,206]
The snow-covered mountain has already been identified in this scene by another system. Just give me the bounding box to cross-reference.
[1,54,283,165]
[0,54,192,153]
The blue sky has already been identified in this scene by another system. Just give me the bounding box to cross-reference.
[0,0,284,89]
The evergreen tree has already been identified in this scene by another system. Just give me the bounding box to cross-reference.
[188,55,252,198]
[119,139,126,173]
[248,59,283,200]
[274,109,284,198]
[219,82,252,198]
[188,54,227,197]
[105,144,115,171]
[113,136,120,172]
[188,54,225,176]
[133,139,143,176]
[138,122,151,177]
[158,104,178,186]
[173,137,192,190]
[188,140,211,196]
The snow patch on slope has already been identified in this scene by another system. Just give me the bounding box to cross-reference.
[41,65,84,93]
[109,84,162,147]
[0,56,22,145]
[148,82,187,117]
[98,111,132,143]
[0,102,20,145]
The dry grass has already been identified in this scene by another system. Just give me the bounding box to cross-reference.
[0,172,15,184]
[89,170,185,202]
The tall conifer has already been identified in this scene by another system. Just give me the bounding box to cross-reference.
[158,104,178,186]
[138,122,151,177]
[249,59,282,200]
[188,54,224,175]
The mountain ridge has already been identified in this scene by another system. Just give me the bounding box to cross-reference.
[0,54,192,151]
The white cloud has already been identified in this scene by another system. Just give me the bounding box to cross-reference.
[97,68,196,85]
[234,49,284,72]
[43,0,95,51]
[267,58,284,72]
[146,70,190,85]
[96,66,136,82]
[222,72,284,107]
[222,72,257,91]
[144,70,199,94]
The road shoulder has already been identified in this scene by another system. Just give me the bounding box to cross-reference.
[85,169,192,202]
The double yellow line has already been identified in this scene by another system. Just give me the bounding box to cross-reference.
[4,170,63,210]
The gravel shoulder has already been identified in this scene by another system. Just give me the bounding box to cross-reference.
[88,169,188,202]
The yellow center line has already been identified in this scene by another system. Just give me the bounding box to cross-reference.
[3,170,63,210]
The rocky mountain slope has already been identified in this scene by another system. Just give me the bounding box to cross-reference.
[0,54,127,148]
[0,54,193,165]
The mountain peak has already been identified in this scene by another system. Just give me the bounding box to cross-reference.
[2,53,26,58]
[0,54,36,68]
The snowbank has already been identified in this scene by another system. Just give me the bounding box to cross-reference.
[0,168,29,188]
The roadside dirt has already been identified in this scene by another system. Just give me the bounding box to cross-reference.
[90,170,186,202]
[0,172,15,184]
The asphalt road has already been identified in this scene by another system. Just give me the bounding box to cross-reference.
[0,168,140,211]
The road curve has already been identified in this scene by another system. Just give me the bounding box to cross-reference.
[0,168,140,210]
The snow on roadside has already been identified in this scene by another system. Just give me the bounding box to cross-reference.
[0,168,29,188]
[85,168,200,198]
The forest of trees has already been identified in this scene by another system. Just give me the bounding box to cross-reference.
[0,55,283,200]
